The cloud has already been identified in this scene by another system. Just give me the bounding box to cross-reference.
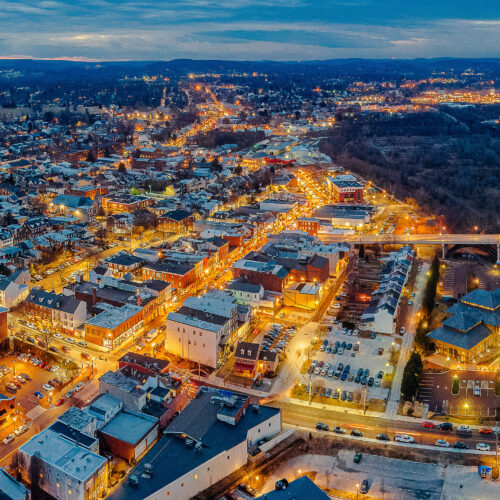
[0,1,498,59]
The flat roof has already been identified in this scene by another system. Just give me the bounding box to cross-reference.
[100,411,158,444]
[86,303,142,330]
[20,427,106,482]
[108,387,280,500]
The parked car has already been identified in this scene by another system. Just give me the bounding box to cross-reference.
[316,422,329,431]
[353,451,362,463]
[3,433,14,445]
[395,434,414,443]
[360,479,369,494]
[75,382,84,392]
[14,425,28,436]
[351,429,363,437]
[55,397,66,406]
[439,422,453,431]
[333,426,346,434]
[435,439,450,448]
[34,391,44,400]
[476,443,491,451]
[42,384,54,392]
[421,421,435,428]
[376,433,390,441]
[480,427,493,435]
[453,442,468,449]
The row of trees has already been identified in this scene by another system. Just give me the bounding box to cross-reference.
[400,351,423,401]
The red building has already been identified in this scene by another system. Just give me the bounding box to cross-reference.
[142,260,196,290]
[0,307,7,342]
[158,210,194,233]
[330,179,364,203]
[297,217,320,236]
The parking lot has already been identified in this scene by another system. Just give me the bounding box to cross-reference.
[303,325,398,403]
[418,371,500,417]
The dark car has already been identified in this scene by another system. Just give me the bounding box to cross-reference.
[370,332,376,339]
[354,451,362,463]
[26,336,35,343]
[343,364,350,373]
[308,365,314,375]
[341,341,346,348]
[439,422,453,431]
[376,433,390,441]
[333,426,346,434]
[341,391,347,401]
[334,341,340,348]
[363,369,369,377]
[361,376,367,385]
[355,375,361,383]
[275,478,289,490]
[351,429,363,437]
[346,343,352,350]
[357,368,364,377]
[367,377,374,387]
[453,442,468,449]
[316,422,329,431]
[360,479,369,494]
[377,370,384,379]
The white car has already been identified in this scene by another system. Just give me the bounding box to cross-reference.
[3,433,14,445]
[435,439,449,448]
[14,425,28,436]
[42,384,54,392]
[400,327,405,334]
[457,425,471,432]
[54,333,63,340]
[74,382,84,392]
[395,434,414,443]
[476,443,491,451]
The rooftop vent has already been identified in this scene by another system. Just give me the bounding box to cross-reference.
[185,439,195,448]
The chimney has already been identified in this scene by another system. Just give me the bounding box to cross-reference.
[92,287,97,305]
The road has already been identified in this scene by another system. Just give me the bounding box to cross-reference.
[319,233,500,246]
[272,401,499,451]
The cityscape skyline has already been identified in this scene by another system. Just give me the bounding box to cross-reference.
[0,0,499,61]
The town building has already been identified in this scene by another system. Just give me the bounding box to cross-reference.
[0,467,31,500]
[158,210,194,233]
[427,287,500,363]
[361,246,414,334]
[166,290,247,368]
[18,424,108,500]
[325,176,364,203]
[23,289,87,335]
[108,387,281,500]
[84,303,143,350]
[142,260,196,291]
[256,476,329,499]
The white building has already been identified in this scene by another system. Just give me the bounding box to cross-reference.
[166,290,242,368]
[18,423,108,500]
[226,281,264,308]
[0,277,29,309]
[108,387,282,500]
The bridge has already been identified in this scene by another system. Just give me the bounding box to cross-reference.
[318,233,500,260]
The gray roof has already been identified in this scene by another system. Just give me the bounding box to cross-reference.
[227,281,263,294]
[257,476,329,500]
[108,387,280,500]
[427,323,492,350]
[460,288,500,310]
[25,288,84,314]
[100,410,158,444]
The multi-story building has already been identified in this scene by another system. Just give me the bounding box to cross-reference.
[0,276,29,309]
[108,387,281,500]
[23,289,87,334]
[84,303,143,350]
[18,424,108,500]
[326,175,364,203]
[158,210,194,233]
[297,217,320,236]
[105,254,144,277]
[142,260,196,290]
[166,291,245,368]
[102,194,153,214]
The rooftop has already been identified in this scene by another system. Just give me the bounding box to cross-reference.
[257,476,329,500]
[108,387,280,500]
[85,303,142,331]
[19,426,106,482]
[100,410,158,444]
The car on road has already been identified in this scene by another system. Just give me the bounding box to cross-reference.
[480,427,493,435]
[42,384,54,392]
[476,443,491,451]
[49,346,59,353]
[54,333,63,340]
[353,451,362,463]
[65,337,75,344]
[360,479,369,494]
[3,433,14,445]
[453,442,468,449]
[34,391,44,400]
[395,434,414,443]
[351,429,363,437]
[65,389,74,399]
[14,425,28,436]
[435,439,450,448]
[376,433,390,441]
[421,421,435,428]
[316,422,329,431]
[55,397,65,406]
[439,422,453,431]
[333,426,346,434]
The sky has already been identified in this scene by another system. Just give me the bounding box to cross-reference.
[0,0,499,61]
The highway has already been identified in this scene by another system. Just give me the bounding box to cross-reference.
[271,401,499,451]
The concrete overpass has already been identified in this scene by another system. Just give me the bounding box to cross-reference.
[318,233,500,260]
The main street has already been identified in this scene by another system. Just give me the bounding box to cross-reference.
[271,401,499,451]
